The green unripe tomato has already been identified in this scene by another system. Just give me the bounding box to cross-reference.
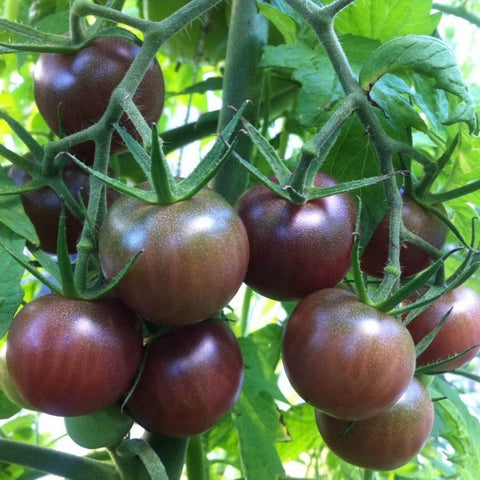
[64,403,134,449]
[0,344,36,410]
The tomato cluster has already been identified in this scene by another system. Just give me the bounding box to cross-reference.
[234,183,478,470]
[4,29,480,475]
[4,36,245,446]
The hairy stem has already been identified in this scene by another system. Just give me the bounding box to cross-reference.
[285,0,405,299]
[212,0,269,204]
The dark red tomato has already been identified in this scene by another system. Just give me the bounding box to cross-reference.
[6,294,143,416]
[315,377,434,471]
[406,286,480,371]
[361,195,447,278]
[98,187,249,325]
[33,35,165,162]
[282,288,416,421]
[8,164,89,253]
[126,320,244,438]
[235,174,357,301]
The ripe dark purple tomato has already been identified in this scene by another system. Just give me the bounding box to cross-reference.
[282,288,416,421]
[126,320,244,438]
[315,377,434,471]
[33,35,165,162]
[235,174,357,301]
[361,195,447,278]
[98,187,249,325]
[8,164,89,253]
[6,294,143,416]
[406,286,480,371]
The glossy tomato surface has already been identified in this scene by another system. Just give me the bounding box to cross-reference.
[6,294,143,416]
[33,35,165,162]
[8,164,90,253]
[235,174,357,301]
[282,288,416,421]
[98,187,249,325]
[361,195,447,278]
[406,286,480,371]
[126,320,244,437]
[315,378,434,471]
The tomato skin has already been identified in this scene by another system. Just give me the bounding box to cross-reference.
[282,288,416,421]
[65,403,134,449]
[406,286,480,371]
[315,378,434,471]
[8,164,89,253]
[126,320,244,438]
[235,174,357,301]
[361,196,447,278]
[33,36,165,162]
[6,294,143,417]
[98,188,249,325]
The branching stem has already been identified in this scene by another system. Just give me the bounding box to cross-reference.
[284,0,405,300]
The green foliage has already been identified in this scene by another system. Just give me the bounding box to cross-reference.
[334,0,441,42]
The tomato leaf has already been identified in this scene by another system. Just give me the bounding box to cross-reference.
[0,168,39,245]
[359,35,477,133]
[232,391,286,480]
[0,227,24,338]
[0,389,21,420]
[335,0,440,43]
[430,377,480,480]
[257,3,297,44]
[276,403,322,463]
[232,332,288,480]
[261,36,380,127]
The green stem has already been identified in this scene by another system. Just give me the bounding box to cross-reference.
[212,0,269,204]
[0,438,120,480]
[432,2,480,28]
[240,286,254,336]
[285,0,404,300]
[72,0,151,31]
[185,435,209,480]
[290,93,358,194]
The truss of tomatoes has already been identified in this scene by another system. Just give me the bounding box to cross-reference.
[6,185,249,440]
[282,283,480,471]
[6,31,480,472]
[6,34,247,443]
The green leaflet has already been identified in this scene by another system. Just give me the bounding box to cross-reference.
[232,329,288,480]
[335,0,440,43]
[359,35,477,133]
[0,225,25,338]
[429,377,480,480]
